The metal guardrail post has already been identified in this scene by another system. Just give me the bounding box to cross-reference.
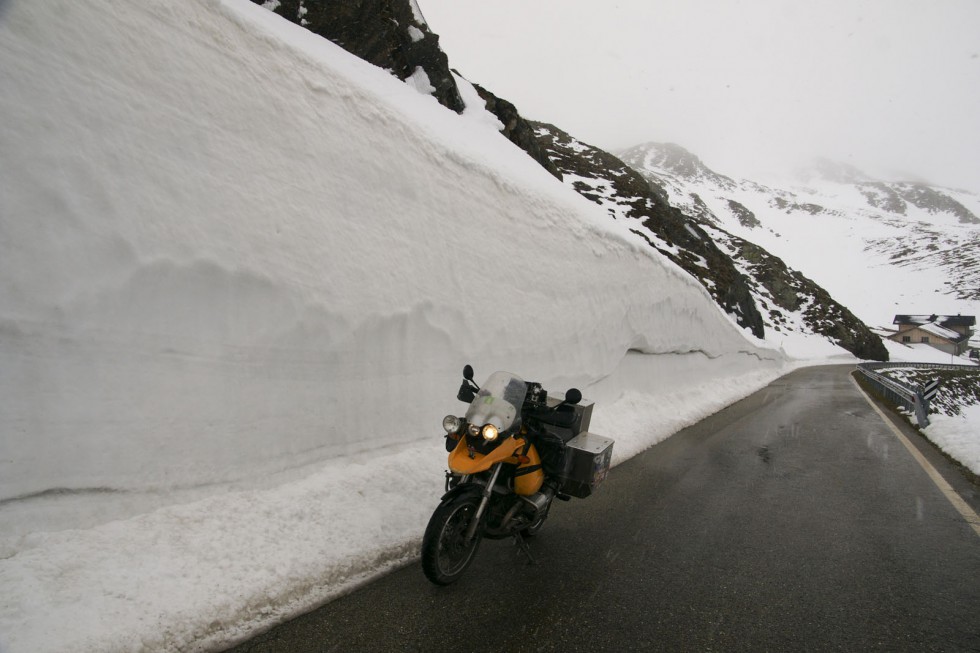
[855,363,929,428]
[913,392,930,428]
[855,363,980,427]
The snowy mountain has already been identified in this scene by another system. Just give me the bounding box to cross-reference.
[531,125,888,361]
[618,143,980,334]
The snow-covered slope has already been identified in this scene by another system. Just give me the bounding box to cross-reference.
[619,143,980,331]
[0,1,789,651]
[531,124,888,361]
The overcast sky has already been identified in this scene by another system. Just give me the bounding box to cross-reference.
[420,0,980,192]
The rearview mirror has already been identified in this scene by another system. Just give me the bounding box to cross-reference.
[564,388,582,405]
[463,364,474,381]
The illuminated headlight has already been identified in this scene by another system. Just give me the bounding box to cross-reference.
[442,415,462,434]
[481,424,499,441]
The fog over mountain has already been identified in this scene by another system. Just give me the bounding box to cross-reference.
[617,142,980,332]
[421,0,980,194]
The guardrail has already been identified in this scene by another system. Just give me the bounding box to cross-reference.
[859,362,976,372]
[855,363,934,427]
[855,362,980,427]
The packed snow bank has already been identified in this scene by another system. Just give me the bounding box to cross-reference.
[0,357,789,653]
[925,404,980,476]
[0,0,794,651]
[0,0,775,509]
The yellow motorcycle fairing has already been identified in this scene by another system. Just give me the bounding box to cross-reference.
[448,435,544,496]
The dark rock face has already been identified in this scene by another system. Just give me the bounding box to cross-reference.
[894,183,979,224]
[733,238,889,361]
[858,181,979,224]
[772,197,825,215]
[617,142,888,361]
[531,122,766,339]
[470,84,562,180]
[859,182,907,214]
[728,200,760,229]
[252,0,464,114]
[252,0,562,178]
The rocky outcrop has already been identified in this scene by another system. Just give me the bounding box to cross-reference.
[531,122,766,339]
[732,238,889,360]
[252,0,562,179]
[772,197,826,215]
[892,183,979,224]
[856,181,977,223]
[252,0,464,113]
[470,84,561,180]
[616,142,889,360]
[727,200,760,229]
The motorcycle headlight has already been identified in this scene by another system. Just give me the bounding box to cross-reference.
[442,415,462,434]
[481,424,499,441]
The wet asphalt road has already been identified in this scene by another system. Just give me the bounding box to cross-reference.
[223,365,980,652]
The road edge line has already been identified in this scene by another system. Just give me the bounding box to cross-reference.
[851,376,980,540]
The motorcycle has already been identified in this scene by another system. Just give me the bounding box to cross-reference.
[421,365,614,585]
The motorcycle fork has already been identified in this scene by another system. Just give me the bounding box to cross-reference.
[465,462,503,543]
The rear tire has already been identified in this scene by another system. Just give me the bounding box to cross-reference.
[421,494,482,585]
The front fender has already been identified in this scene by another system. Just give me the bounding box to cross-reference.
[439,481,484,504]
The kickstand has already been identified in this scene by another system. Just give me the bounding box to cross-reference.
[513,532,538,566]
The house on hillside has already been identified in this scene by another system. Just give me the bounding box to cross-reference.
[888,314,976,356]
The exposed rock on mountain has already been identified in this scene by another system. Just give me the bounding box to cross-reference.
[470,83,562,180]
[620,141,980,344]
[720,235,889,360]
[889,183,978,224]
[252,0,464,113]
[530,122,766,339]
[617,142,889,360]
[252,0,559,178]
[855,181,978,224]
[728,200,760,229]
[858,182,908,214]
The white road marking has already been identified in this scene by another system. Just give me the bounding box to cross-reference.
[852,376,980,539]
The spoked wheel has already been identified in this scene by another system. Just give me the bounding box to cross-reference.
[421,494,483,585]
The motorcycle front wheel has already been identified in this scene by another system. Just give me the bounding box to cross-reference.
[421,494,482,585]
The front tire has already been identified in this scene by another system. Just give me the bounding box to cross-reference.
[421,494,483,585]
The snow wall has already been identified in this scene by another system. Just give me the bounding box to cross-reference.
[0,0,782,511]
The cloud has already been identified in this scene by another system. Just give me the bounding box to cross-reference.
[421,0,980,191]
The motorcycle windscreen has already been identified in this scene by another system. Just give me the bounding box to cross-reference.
[465,371,525,434]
